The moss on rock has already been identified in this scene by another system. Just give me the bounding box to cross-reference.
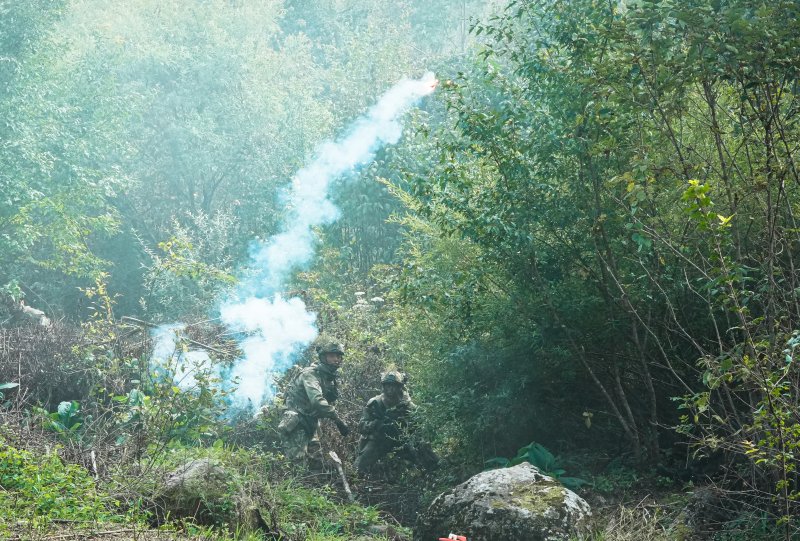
[415,463,591,541]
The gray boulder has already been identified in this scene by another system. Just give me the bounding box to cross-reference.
[160,458,260,530]
[415,463,591,541]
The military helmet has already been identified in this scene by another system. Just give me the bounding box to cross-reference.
[381,370,405,386]
[317,339,345,361]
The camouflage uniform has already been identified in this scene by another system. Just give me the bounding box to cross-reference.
[279,361,342,463]
[354,372,438,473]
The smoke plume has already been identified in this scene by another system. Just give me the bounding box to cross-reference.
[150,323,212,389]
[153,73,437,407]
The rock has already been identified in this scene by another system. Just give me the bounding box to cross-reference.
[415,463,591,541]
[159,458,257,530]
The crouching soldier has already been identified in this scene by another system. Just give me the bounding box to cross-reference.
[279,339,350,468]
[354,370,438,474]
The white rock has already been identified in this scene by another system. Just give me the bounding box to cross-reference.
[415,463,591,541]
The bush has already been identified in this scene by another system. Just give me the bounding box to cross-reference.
[0,441,121,535]
[486,441,589,491]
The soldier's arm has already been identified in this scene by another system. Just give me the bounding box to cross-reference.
[301,373,339,419]
[359,399,382,434]
[400,399,418,431]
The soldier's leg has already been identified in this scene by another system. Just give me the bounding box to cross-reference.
[413,441,440,470]
[306,433,324,471]
[281,424,311,462]
[354,440,386,474]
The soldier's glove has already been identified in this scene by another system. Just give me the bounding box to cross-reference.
[334,418,351,436]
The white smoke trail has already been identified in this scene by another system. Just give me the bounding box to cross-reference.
[216,72,438,406]
[150,74,436,406]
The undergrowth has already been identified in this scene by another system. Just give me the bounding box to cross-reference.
[0,440,128,537]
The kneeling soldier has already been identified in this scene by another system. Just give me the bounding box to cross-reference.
[354,370,438,474]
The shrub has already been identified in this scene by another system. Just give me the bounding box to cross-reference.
[32,400,86,442]
[0,441,121,534]
[486,441,589,491]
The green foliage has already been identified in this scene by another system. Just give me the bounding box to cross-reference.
[679,330,800,533]
[109,440,392,540]
[713,511,790,541]
[140,214,237,319]
[5,0,800,538]
[370,1,800,536]
[0,443,120,533]
[486,442,589,491]
[117,349,231,449]
[0,280,23,303]
[375,214,562,468]
[33,400,87,442]
[0,0,474,318]
[590,464,640,495]
[273,480,383,539]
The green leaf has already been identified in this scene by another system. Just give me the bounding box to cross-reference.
[526,443,557,471]
[559,476,591,490]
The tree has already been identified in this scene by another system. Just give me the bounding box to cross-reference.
[386,9,800,532]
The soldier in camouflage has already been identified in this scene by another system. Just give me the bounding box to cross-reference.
[354,370,439,474]
[279,339,350,466]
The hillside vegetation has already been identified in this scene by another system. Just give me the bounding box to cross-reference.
[2,0,800,539]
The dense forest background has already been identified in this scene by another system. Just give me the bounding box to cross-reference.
[2,0,800,539]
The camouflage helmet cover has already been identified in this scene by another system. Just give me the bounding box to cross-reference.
[317,339,345,361]
[381,370,405,386]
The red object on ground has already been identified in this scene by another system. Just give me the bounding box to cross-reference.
[438,535,467,541]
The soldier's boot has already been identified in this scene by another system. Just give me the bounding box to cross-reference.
[306,438,325,473]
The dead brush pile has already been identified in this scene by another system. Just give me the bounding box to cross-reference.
[0,318,234,474]
[1,321,133,472]
[0,322,93,408]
